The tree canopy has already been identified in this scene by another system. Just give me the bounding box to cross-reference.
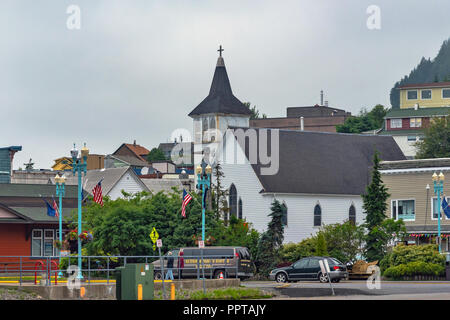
[415,116,450,159]
[146,147,167,162]
[336,104,387,133]
[243,102,267,120]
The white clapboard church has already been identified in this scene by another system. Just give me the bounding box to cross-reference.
[188,48,406,243]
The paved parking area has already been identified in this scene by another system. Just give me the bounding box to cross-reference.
[242,280,450,299]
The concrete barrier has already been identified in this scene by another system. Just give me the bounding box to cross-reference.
[0,278,240,300]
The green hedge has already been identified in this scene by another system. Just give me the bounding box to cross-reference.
[383,261,445,279]
[380,244,445,279]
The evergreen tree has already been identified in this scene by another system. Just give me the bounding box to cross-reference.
[255,200,286,276]
[315,232,328,256]
[211,161,229,220]
[243,102,267,119]
[362,151,390,262]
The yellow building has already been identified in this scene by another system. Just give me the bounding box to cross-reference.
[52,157,73,171]
[399,81,450,109]
[51,154,104,171]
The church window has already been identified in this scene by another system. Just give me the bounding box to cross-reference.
[314,204,322,227]
[229,184,237,218]
[281,202,288,226]
[238,197,243,219]
[349,204,356,225]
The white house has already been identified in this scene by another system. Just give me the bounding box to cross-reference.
[65,166,149,200]
[188,49,406,243]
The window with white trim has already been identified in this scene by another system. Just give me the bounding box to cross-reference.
[32,230,42,256]
[391,200,415,221]
[410,118,422,128]
[407,136,417,142]
[431,197,450,220]
[421,89,432,100]
[443,88,450,99]
[32,228,58,257]
[390,119,402,129]
[407,90,418,100]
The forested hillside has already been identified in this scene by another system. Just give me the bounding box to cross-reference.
[390,38,450,108]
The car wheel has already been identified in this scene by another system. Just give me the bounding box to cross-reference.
[275,272,288,283]
[154,272,163,280]
[319,273,328,283]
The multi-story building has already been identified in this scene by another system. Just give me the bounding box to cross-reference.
[380,158,450,252]
[380,82,450,158]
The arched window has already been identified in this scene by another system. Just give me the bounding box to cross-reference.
[238,198,243,219]
[229,184,237,218]
[314,204,322,227]
[281,202,288,226]
[202,117,209,142]
[209,117,216,129]
[349,204,356,225]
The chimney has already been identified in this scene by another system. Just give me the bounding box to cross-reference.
[320,90,324,106]
[414,103,419,110]
[133,140,136,146]
[300,117,304,131]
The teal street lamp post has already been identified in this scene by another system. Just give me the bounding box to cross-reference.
[71,143,89,279]
[195,160,212,242]
[55,173,66,277]
[432,171,445,253]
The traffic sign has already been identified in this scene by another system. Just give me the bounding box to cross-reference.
[150,227,159,243]
[156,239,162,248]
[198,240,205,248]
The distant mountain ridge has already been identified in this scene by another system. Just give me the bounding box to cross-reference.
[390,38,450,109]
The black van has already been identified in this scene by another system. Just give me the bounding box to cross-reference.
[152,246,254,280]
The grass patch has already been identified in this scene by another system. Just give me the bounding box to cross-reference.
[155,287,273,300]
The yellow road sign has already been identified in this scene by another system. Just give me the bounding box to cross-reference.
[150,227,159,243]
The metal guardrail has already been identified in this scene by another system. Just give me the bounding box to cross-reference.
[0,254,242,287]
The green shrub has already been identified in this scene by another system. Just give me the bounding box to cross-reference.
[381,244,445,279]
[280,238,316,263]
[383,262,444,279]
[380,244,445,273]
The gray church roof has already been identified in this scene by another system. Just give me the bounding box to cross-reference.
[188,56,252,117]
[231,128,406,195]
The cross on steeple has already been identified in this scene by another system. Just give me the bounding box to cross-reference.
[217,45,224,57]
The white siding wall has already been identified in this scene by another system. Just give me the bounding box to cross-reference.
[107,171,147,200]
[218,131,366,243]
[393,135,417,159]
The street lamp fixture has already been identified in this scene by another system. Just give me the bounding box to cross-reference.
[432,171,445,253]
[196,160,212,242]
[55,172,66,277]
[71,143,89,279]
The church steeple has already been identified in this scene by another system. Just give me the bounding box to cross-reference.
[188,46,252,117]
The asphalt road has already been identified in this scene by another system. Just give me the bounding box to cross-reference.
[242,280,450,299]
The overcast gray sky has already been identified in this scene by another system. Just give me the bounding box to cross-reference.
[1,0,450,169]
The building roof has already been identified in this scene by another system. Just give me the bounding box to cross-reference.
[113,142,150,162]
[378,129,424,136]
[385,107,450,118]
[140,178,184,194]
[9,206,76,223]
[380,158,450,171]
[106,154,149,167]
[64,166,149,196]
[0,183,79,198]
[188,56,252,117]
[286,105,350,118]
[398,81,450,89]
[230,128,406,195]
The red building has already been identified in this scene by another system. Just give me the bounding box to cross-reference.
[0,183,80,266]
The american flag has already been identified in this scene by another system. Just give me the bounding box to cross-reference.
[92,180,104,206]
[182,189,192,218]
[52,198,59,218]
